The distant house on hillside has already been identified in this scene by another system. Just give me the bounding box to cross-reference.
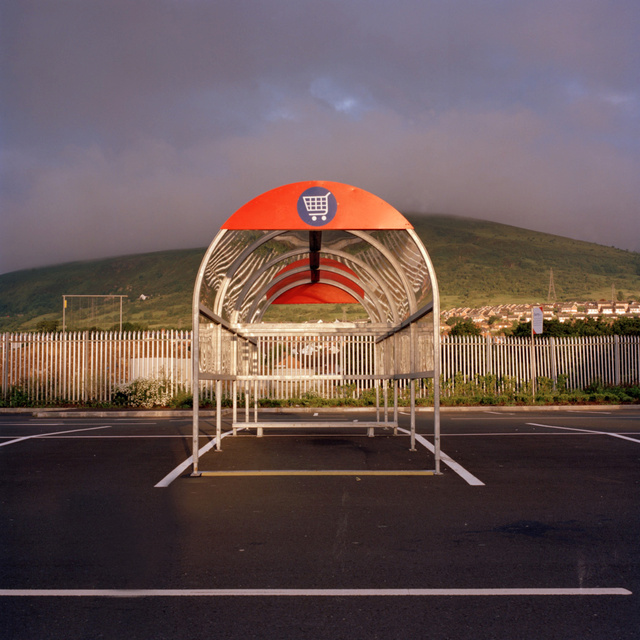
[599,304,626,316]
[559,303,578,315]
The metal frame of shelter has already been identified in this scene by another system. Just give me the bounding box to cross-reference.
[191,181,441,475]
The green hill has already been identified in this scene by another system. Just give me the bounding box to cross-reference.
[0,249,203,332]
[1,214,639,331]
[411,215,640,308]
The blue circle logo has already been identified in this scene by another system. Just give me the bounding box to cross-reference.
[297,187,337,226]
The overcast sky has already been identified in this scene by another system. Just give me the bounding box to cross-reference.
[1,0,639,274]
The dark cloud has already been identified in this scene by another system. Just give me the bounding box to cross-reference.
[1,0,639,273]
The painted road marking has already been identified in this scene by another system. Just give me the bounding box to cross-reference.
[449,414,629,420]
[0,587,630,597]
[0,425,111,448]
[567,411,612,414]
[0,422,63,427]
[154,427,249,488]
[4,421,156,424]
[23,435,189,439]
[199,470,436,477]
[397,427,485,486]
[435,432,637,437]
[527,423,640,444]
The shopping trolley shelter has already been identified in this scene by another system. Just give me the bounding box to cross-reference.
[191,180,442,475]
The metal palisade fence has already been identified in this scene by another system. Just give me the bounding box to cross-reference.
[1,331,639,404]
[0,331,192,404]
[440,334,640,395]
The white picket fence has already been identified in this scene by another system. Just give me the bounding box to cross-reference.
[1,331,639,404]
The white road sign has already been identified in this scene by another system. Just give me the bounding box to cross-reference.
[532,306,544,334]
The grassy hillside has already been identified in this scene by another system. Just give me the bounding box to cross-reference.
[0,249,203,331]
[1,214,639,331]
[412,215,640,308]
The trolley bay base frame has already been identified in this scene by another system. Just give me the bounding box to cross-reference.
[230,421,398,436]
[197,470,438,477]
[191,410,439,477]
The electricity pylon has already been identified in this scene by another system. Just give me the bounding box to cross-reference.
[548,268,557,302]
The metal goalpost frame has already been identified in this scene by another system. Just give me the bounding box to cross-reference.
[191,181,441,476]
[62,295,128,332]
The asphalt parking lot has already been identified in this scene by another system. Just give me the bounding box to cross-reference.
[1,407,639,639]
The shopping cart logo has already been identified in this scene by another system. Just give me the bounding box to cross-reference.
[297,187,337,226]
[303,193,330,219]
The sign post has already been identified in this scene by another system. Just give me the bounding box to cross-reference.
[531,306,544,397]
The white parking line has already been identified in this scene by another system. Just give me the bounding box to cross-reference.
[0,587,630,597]
[567,411,612,414]
[527,423,640,444]
[0,425,111,447]
[396,427,485,486]
[155,427,248,488]
[0,422,63,426]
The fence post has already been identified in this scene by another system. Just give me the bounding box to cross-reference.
[550,336,557,389]
[530,333,536,398]
[2,334,9,402]
[82,331,88,403]
[485,334,492,377]
[614,335,621,386]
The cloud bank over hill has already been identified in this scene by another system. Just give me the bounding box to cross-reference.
[1,0,639,273]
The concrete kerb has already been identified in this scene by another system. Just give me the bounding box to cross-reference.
[0,405,629,419]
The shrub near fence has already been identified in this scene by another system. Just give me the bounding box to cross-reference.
[1,331,639,406]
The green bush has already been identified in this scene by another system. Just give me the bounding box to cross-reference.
[168,391,193,409]
[112,377,171,408]
[0,385,33,407]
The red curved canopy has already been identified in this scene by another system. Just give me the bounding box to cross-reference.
[222,181,413,231]
[267,258,364,305]
[272,284,358,305]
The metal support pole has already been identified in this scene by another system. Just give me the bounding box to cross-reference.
[232,381,238,436]
[393,380,398,435]
[383,380,388,424]
[192,333,200,476]
[434,345,441,474]
[232,335,238,435]
[245,381,250,422]
[216,379,222,451]
[410,379,416,451]
[254,379,258,422]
